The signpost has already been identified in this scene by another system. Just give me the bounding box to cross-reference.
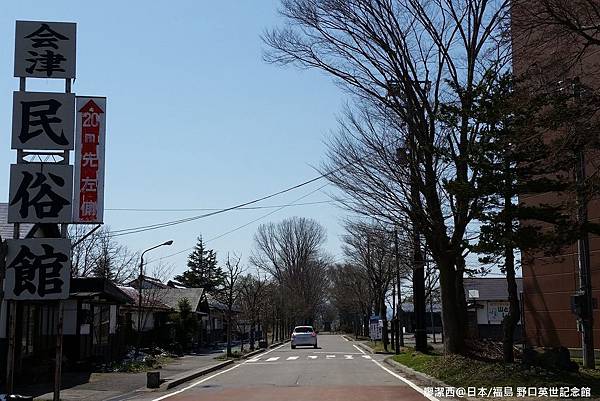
[3,20,108,401]
[369,315,382,341]
[1,19,105,400]
[73,97,106,223]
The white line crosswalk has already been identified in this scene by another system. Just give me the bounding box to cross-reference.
[247,354,367,363]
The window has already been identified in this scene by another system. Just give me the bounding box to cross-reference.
[93,304,110,345]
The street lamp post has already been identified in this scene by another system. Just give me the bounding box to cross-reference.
[136,240,173,356]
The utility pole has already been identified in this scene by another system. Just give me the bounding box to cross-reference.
[394,229,403,351]
[411,177,427,352]
[572,77,595,369]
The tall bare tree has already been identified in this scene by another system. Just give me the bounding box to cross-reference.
[264,0,509,354]
[342,220,397,350]
[238,271,269,350]
[215,253,245,357]
[251,217,330,327]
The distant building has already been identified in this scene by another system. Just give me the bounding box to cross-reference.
[464,277,523,340]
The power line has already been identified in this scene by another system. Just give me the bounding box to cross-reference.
[107,164,344,238]
[146,184,329,265]
[104,135,399,238]
[105,199,338,212]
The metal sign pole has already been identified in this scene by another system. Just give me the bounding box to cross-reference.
[53,77,72,401]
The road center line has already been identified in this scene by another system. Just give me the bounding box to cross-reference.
[151,343,287,401]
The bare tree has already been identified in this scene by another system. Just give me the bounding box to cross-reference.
[264,0,509,354]
[328,263,373,337]
[70,225,138,283]
[342,220,397,350]
[238,271,269,350]
[251,217,330,327]
[215,253,245,357]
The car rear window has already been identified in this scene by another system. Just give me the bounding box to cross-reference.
[294,327,313,333]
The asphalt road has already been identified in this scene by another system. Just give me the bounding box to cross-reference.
[129,335,435,401]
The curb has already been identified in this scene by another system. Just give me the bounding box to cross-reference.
[383,357,448,388]
[159,360,234,390]
[241,348,265,359]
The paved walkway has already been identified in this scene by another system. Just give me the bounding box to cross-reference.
[11,349,236,401]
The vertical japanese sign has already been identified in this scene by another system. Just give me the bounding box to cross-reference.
[4,238,71,300]
[73,97,106,223]
[14,21,76,79]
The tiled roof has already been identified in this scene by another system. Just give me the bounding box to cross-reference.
[148,288,205,312]
[0,203,34,239]
[464,277,523,301]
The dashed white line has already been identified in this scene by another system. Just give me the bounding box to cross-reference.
[287,356,299,360]
[326,355,336,359]
[361,355,372,359]
[266,357,280,362]
[344,355,353,359]
[308,355,317,359]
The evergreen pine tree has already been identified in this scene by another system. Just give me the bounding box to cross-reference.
[174,236,225,293]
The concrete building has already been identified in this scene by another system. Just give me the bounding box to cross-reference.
[511,1,600,349]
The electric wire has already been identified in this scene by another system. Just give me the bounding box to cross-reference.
[145,183,329,265]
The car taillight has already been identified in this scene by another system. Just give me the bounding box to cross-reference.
[311,332,316,337]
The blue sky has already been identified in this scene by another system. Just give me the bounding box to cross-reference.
[0,1,349,277]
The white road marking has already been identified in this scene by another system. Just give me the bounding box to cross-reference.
[353,344,367,354]
[361,355,372,359]
[308,355,317,359]
[151,343,287,401]
[344,355,353,359]
[313,351,362,354]
[287,356,299,360]
[247,357,261,362]
[326,355,336,358]
[341,335,349,342]
[370,358,440,401]
[266,357,280,362]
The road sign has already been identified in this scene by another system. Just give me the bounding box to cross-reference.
[12,91,75,150]
[73,97,106,223]
[369,315,382,340]
[8,163,73,223]
[14,21,76,79]
[4,238,71,300]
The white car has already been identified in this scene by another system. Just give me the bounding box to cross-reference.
[291,326,318,349]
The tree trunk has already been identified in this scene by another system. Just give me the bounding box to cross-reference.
[381,298,388,351]
[503,165,520,363]
[226,312,232,357]
[250,323,256,351]
[454,256,469,339]
[438,259,466,354]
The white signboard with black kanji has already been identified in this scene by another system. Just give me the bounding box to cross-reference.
[8,163,73,223]
[4,238,71,300]
[14,21,76,79]
[73,97,106,223]
[12,91,75,150]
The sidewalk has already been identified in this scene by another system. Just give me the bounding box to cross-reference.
[12,349,231,401]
